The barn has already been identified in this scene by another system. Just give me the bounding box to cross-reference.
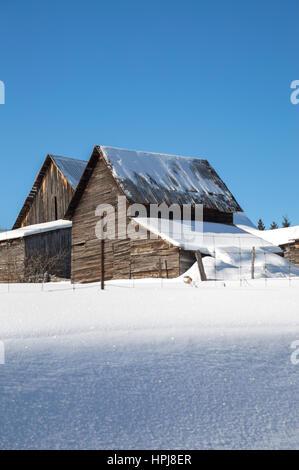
[65,145,244,284]
[283,239,299,267]
[0,154,87,283]
[13,154,87,229]
[0,220,72,283]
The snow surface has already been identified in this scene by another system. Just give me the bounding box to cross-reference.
[0,220,72,242]
[1,279,299,450]
[100,146,241,211]
[238,225,299,247]
[233,212,299,246]
[187,249,299,282]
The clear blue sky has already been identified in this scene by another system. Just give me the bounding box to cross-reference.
[0,0,298,229]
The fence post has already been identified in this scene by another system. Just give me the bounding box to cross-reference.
[195,251,207,281]
[101,239,105,290]
[158,258,162,278]
[164,260,168,279]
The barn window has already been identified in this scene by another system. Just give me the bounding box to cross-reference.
[54,196,58,220]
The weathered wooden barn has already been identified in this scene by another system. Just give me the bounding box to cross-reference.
[13,154,87,229]
[65,146,243,283]
[0,221,72,283]
[0,154,87,283]
[283,240,299,267]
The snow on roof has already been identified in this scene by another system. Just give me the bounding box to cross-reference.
[235,215,299,246]
[233,212,256,229]
[0,220,72,242]
[99,146,242,212]
[133,217,281,255]
[51,155,87,189]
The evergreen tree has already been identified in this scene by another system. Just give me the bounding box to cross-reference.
[282,216,291,228]
[270,221,278,230]
[257,218,265,230]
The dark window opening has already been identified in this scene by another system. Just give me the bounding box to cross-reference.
[54,196,58,220]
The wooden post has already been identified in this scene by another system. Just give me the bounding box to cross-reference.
[158,258,162,278]
[251,246,255,280]
[164,260,168,279]
[195,251,207,281]
[101,239,105,290]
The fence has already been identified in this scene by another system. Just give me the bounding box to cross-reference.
[0,233,299,292]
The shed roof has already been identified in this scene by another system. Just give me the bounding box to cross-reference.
[0,220,72,242]
[133,217,281,254]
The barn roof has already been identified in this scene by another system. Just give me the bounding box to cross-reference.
[65,146,242,218]
[51,155,87,189]
[13,154,87,229]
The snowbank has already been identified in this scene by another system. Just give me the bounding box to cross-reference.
[184,248,299,282]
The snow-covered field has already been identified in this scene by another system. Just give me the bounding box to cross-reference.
[0,279,299,450]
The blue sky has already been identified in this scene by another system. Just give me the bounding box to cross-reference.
[0,0,298,229]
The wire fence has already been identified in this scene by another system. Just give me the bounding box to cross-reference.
[0,233,299,293]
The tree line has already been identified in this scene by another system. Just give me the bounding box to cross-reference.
[257,216,291,231]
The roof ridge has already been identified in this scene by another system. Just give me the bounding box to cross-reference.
[99,145,208,162]
[50,154,88,164]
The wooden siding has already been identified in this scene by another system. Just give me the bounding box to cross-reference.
[24,228,71,279]
[283,242,299,268]
[0,228,71,283]
[179,249,196,275]
[19,161,74,228]
[71,154,182,283]
[0,239,25,283]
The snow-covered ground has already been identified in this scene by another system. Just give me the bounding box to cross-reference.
[0,279,299,450]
